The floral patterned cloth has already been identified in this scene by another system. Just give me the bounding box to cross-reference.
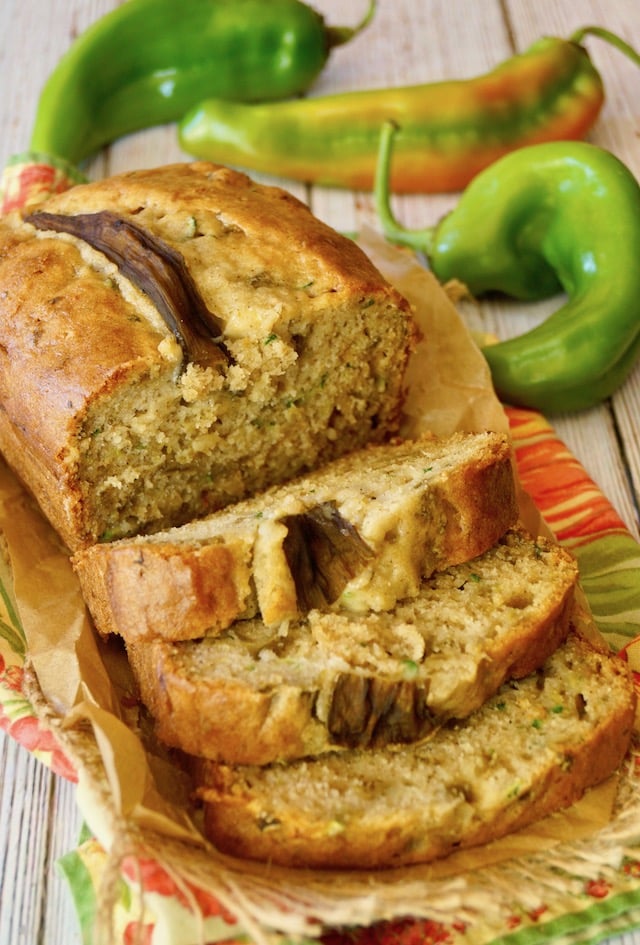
[1,155,639,945]
[0,151,86,213]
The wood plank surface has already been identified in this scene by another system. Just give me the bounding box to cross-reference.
[0,0,638,941]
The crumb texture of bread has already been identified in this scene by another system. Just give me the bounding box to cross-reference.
[73,430,519,641]
[127,527,579,764]
[196,631,637,869]
[0,163,413,550]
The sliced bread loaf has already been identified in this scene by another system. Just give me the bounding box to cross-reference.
[128,527,578,764]
[73,430,518,642]
[196,628,636,869]
[0,162,414,550]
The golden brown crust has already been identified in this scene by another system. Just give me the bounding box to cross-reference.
[0,221,163,547]
[196,630,637,869]
[0,227,164,462]
[131,650,319,765]
[431,438,518,566]
[39,163,402,304]
[0,163,414,550]
[84,540,255,640]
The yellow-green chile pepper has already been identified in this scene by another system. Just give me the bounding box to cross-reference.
[178,26,639,194]
[29,0,375,167]
[376,125,640,414]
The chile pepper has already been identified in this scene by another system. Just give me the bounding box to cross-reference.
[29,0,375,167]
[375,125,640,414]
[179,26,639,194]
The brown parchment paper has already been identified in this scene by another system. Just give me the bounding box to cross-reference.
[3,228,638,943]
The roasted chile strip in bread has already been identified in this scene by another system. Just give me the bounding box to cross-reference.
[25,210,231,369]
[127,528,579,764]
[195,629,637,869]
[73,431,519,642]
[280,501,376,611]
[0,162,414,549]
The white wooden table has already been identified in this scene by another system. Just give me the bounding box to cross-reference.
[0,0,639,942]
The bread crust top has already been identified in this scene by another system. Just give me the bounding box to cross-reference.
[0,162,410,466]
[0,163,414,547]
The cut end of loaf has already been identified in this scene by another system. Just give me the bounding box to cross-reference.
[0,162,414,550]
[196,629,636,869]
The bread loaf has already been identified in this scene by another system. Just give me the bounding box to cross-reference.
[128,527,578,764]
[73,430,519,642]
[196,628,636,869]
[0,162,414,551]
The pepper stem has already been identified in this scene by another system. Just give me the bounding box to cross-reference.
[569,25,640,66]
[374,121,436,256]
[326,0,376,49]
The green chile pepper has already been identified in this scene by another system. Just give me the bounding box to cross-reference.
[29,0,375,166]
[376,125,640,414]
[178,26,639,194]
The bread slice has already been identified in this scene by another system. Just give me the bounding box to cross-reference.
[73,430,519,642]
[196,628,636,869]
[0,162,414,550]
[128,528,578,764]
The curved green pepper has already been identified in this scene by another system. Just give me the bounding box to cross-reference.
[376,126,640,414]
[29,0,375,166]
